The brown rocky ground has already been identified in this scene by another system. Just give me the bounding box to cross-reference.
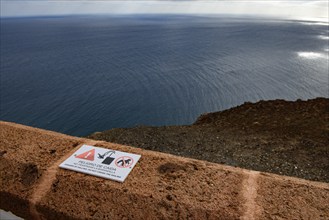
[88,98,329,183]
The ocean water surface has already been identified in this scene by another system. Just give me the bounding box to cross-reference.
[1,15,328,136]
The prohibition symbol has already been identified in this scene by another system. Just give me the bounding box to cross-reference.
[115,156,134,168]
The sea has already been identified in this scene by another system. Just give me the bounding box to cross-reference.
[1,15,328,136]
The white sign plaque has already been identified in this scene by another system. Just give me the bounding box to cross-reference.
[59,145,141,182]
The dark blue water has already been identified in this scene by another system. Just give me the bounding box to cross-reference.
[1,15,328,136]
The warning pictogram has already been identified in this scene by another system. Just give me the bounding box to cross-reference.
[115,156,134,168]
[98,150,116,165]
[75,148,95,161]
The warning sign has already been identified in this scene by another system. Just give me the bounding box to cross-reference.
[75,149,95,161]
[59,145,141,182]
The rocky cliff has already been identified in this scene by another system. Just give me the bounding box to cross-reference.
[88,98,329,182]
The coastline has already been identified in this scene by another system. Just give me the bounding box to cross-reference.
[88,97,329,182]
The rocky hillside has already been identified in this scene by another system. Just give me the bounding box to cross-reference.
[88,98,329,182]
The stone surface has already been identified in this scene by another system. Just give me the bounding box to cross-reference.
[1,121,328,219]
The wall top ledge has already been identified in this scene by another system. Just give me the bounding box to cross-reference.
[1,121,328,220]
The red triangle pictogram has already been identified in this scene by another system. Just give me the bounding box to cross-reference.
[75,149,95,161]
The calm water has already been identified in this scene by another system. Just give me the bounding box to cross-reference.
[1,15,328,136]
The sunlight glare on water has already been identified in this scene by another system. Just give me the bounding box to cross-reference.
[318,35,329,40]
[297,52,327,59]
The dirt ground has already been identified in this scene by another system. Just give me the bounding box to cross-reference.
[88,98,329,183]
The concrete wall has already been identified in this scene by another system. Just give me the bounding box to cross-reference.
[0,121,328,219]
